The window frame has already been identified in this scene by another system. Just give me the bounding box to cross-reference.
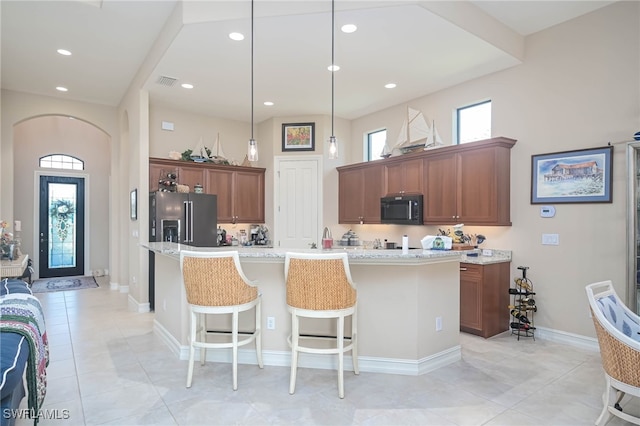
[366,128,387,162]
[456,100,491,145]
[39,154,84,170]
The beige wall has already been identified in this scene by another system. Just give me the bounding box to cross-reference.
[1,90,117,279]
[348,1,640,338]
[1,2,638,339]
[13,116,111,277]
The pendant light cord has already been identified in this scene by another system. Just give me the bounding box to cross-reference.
[251,0,255,140]
[331,0,335,137]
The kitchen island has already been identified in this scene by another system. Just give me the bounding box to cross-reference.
[143,242,463,375]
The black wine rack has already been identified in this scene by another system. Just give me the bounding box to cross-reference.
[509,266,536,340]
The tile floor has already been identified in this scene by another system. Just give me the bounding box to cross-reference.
[13,276,640,425]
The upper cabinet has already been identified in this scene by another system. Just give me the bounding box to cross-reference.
[384,158,423,195]
[423,138,515,225]
[337,162,385,224]
[149,158,266,224]
[336,137,516,226]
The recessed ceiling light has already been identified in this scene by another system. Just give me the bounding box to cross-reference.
[57,49,72,56]
[328,64,340,72]
[341,24,357,33]
[385,83,397,89]
[264,101,274,106]
[56,86,68,92]
[181,83,194,89]
[229,32,244,41]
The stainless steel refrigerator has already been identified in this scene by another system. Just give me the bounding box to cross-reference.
[149,191,218,247]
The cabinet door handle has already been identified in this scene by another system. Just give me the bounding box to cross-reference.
[459,268,468,271]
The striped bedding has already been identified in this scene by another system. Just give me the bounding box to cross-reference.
[0,278,49,425]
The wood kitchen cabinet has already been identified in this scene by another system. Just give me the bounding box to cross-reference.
[337,162,384,224]
[384,158,423,195]
[149,158,265,223]
[149,162,166,192]
[149,160,204,193]
[206,168,265,224]
[423,137,515,225]
[459,261,511,338]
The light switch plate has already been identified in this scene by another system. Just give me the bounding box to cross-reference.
[542,233,559,245]
[481,249,493,256]
[161,121,174,131]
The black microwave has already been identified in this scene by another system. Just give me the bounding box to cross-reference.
[380,195,423,225]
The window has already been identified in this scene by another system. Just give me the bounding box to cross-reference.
[367,129,387,161]
[457,100,491,144]
[40,154,84,170]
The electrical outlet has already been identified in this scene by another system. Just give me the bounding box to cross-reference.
[267,316,275,330]
[435,316,443,332]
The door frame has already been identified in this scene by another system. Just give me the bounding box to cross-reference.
[34,171,91,279]
[273,155,323,248]
[628,143,640,312]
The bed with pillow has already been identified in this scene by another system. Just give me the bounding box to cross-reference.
[0,279,48,426]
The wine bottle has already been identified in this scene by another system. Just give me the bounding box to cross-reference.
[521,297,536,306]
[514,278,533,292]
[510,309,531,324]
[510,322,536,330]
[508,288,536,296]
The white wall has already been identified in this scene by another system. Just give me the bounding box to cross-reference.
[348,1,640,338]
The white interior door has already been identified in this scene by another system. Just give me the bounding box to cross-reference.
[275,157,321,249]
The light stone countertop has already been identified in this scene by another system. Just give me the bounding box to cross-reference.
[142,242,511,266]
[460,249,512,265]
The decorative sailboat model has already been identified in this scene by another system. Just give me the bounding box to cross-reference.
[190,137,209,162]
[424,120,444,150]
[380,142,392,158]
[393,107,431,154]
[209,133,229,164]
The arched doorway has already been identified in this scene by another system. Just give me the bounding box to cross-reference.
[13,115,111,279]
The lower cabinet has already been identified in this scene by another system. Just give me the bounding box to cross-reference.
[459,261,511,338]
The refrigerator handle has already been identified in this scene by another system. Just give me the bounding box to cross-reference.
[189,201,194,243]
[183,200,190,243]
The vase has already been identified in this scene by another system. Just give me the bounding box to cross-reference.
[1,243,14,260]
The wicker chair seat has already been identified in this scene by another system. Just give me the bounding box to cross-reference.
[586,280,640,425]
[180,250,263,391]
[284,252,359,399]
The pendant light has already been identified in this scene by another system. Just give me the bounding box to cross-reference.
[247,0,259,162]
[328,0,339,160]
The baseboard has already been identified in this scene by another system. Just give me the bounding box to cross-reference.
[128,295,150,313]
[118,285,129,294]
[109,281,119,290]
[152,319,461,376]
[535,326,599,351]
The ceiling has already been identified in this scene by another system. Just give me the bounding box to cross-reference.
[1,0,616,123]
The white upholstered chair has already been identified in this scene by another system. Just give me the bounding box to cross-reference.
[284,251,359,399]
[586,280,640,425]
[180,250,263,390]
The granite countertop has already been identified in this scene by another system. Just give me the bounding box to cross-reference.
[142,242,512,266]
[460,249,512,265]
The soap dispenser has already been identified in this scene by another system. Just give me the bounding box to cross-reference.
[322,227,333,249]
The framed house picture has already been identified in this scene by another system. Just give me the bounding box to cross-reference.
[282,122,315,152]
[531,146,613,204]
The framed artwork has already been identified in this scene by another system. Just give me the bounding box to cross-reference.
[282,122,315,152]
[130,189,137,220]
[531,146,613,204]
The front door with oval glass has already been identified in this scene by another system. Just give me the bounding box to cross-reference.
[39,176,85,278]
